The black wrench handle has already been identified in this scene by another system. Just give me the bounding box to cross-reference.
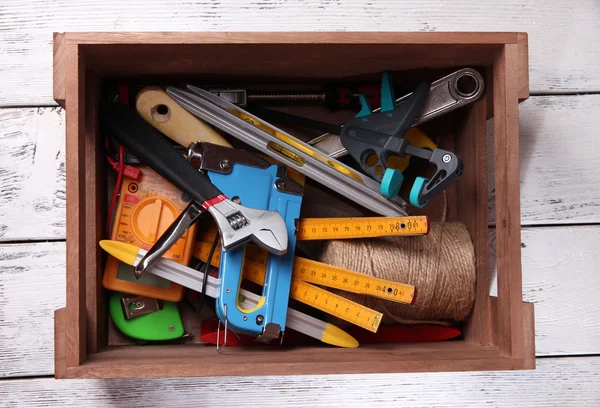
[101,103,223,203]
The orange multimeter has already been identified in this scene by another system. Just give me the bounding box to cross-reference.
[102,165,197,301]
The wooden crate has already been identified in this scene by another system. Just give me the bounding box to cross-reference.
[52,32,534,379]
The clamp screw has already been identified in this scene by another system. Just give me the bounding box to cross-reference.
[256,315,264,325]
[168,325,175,332]
[442,154,452,163]
[275,179,286,190]
[220,159,231,170]
[243,316,247,321]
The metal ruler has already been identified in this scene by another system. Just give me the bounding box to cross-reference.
[166,85,409,217]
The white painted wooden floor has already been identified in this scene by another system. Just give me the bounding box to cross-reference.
[1,1,599,406]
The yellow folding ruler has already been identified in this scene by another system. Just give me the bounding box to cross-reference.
[194,238,418,332]
[202,215,429,240]
[295,216,428,240]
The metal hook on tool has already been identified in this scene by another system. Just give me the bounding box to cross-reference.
[216,303,228,351]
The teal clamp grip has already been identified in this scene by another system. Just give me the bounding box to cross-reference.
[380,71,396,113]
[380,168,404,198]
[409,176,429,208]
[356,94,373,118]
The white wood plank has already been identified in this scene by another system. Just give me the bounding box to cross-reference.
[0,242,65,377]
[2,226,599,377]
[0,107,65,241]
[489,225,600,356]
[0,357,598,407]
[488,94,600,225]
[0,95,596,241]
[0,0,600,106]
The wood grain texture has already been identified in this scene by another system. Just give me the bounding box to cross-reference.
[2,226,599,377]
[490,225,600,356]
[1,94,598,242]
[0,242,65,377]
[64,41,86,367]
[0,107,65,241]
[488,94,600,225]
[0,0,599,106]
[52,32,65,107]
[492,43,524,358]
[0,357,598,407]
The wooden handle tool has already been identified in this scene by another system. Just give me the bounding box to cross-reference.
[136,86,232,148]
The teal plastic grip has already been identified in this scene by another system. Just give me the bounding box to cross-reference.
[356,94,373,118]
[409,176,429,208]
[380,168,404,198]
[380,71,396,113]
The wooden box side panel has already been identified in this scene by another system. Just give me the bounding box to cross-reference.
[454,96,493,347]
[492,43,526,358]
[84,70,108,353]
[65,43,87,367]
[53,33,66,107]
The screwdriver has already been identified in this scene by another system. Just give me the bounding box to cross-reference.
[208,83,382,110]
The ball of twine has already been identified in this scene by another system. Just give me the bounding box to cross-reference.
[317,222,476,326]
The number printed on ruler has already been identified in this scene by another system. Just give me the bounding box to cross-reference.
[290,279,382,332]
[296,216,429,240]
[193,239,416,305]
[293,257,416,305]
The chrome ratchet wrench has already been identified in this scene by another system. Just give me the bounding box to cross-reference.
[308,68,485,158]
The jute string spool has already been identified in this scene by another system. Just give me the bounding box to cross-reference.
[317,221,476,326]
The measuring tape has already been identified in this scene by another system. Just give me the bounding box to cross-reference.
[295,216,429,240]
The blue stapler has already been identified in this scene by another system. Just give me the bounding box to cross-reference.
[189,142,303,343]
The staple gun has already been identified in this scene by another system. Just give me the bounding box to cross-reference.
[188,141,303,342]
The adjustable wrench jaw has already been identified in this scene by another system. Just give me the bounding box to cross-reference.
[135,196,288,277]
[206,198,288,255]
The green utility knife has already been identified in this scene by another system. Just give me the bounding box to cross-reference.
[109,292,184,341]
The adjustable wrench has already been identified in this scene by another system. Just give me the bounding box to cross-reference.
[101,103,288,277]
[308,68,485,158]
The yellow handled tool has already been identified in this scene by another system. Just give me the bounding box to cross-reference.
[136,86,232,148]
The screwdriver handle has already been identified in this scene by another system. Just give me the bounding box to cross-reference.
[325,83,381,110]
[101,103,223,204]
